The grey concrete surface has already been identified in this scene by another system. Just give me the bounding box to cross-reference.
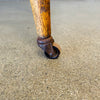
[0,0,100,100]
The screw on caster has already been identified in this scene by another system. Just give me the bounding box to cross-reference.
[37,36,60,59]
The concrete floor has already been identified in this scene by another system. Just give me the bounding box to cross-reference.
[0,0,100,100]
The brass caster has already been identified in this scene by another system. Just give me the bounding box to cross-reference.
[37,36,60,59]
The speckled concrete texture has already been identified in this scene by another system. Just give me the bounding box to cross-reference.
[0,0,100,100]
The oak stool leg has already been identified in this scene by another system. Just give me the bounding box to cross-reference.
[30,0,60,59]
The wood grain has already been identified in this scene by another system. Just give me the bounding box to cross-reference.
[30,0,51,38]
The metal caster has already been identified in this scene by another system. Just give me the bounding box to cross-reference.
[37,36,60,59]
[44,46,60,59]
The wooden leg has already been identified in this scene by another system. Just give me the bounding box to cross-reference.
[30,0,51,38]
[30,0,60,59]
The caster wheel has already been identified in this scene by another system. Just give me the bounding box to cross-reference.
[44,46,60,59]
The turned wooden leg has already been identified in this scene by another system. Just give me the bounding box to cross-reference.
[30,0,60,59]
